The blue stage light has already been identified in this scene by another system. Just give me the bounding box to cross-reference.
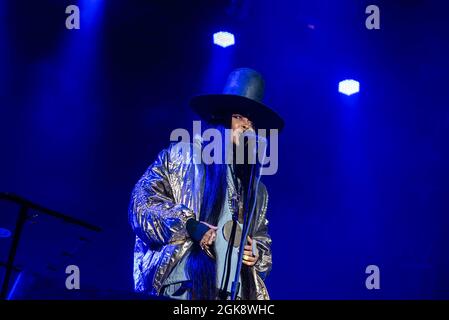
[338,79,360,96]
[213,31,235,48]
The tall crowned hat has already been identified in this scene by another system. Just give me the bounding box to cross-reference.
[189,68,285,132]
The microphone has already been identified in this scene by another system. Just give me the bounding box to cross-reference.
[241,128,268,144]
[235,128,267,172]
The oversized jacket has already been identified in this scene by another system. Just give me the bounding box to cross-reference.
[128,139,272,299]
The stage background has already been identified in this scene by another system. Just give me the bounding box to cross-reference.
[1,0,448,299]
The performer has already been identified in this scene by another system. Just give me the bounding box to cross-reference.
[129,68,284,300]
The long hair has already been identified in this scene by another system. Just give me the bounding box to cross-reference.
[186,123,228,300]
[186,121,259,299]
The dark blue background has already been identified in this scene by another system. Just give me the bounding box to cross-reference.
[1,0,448,299]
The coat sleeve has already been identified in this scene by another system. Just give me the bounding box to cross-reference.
[128,145,195,247]
[252,186,272,280]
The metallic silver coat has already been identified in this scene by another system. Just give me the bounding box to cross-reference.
[129,141,272,299]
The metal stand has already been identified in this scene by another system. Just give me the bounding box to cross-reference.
[0,192,101,300]
[229,134,266,300]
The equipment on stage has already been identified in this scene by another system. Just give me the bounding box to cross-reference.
[0,193,101,300]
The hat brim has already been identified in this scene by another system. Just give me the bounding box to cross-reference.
[189,94,285,132]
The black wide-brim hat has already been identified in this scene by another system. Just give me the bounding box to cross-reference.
[189,68,285,132]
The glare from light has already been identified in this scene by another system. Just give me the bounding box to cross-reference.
[213,31,235,48]
[338,79,360,96]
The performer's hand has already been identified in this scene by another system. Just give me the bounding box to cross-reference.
[242,236,259,267]
[199,222,218,248]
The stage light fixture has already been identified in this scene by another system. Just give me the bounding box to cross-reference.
[213,31,235,48]
[338,79,360,96]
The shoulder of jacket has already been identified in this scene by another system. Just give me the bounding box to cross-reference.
[164,141,197,165]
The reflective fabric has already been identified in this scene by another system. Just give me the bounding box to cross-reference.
[128,140,272,299]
